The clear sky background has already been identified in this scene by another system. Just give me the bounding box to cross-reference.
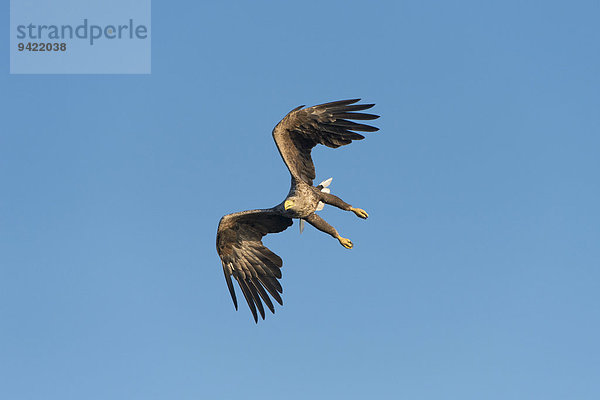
[1,1,599,399]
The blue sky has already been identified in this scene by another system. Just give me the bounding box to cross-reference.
[1,1,599,399]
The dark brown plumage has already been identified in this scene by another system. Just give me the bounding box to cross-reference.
[216,99,379,322]
[273,99,379,185]
[217,210,292,322]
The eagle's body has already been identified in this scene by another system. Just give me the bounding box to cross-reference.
[281,179,321,219]
[216,99,379,322]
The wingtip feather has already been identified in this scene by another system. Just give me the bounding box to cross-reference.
[224,268,238,310]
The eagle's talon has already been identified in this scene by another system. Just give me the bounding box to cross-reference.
[351,207,369,219]
[338,237,353,249]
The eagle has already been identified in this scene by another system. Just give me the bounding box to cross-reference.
[216,99,379,322]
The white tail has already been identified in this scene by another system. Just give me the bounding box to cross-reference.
[319,177,333,188]
[300,177,333,234]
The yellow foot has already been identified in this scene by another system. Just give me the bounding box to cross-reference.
[338,237,353,249]
[350,207,369,219]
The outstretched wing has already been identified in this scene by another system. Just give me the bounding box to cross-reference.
[216,209,293,322]
[272,99,379,185]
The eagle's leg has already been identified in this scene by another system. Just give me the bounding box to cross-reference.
[318,192,369,219]
[305,213,353,249]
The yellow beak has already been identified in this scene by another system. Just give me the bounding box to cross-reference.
[284,199,294,210]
